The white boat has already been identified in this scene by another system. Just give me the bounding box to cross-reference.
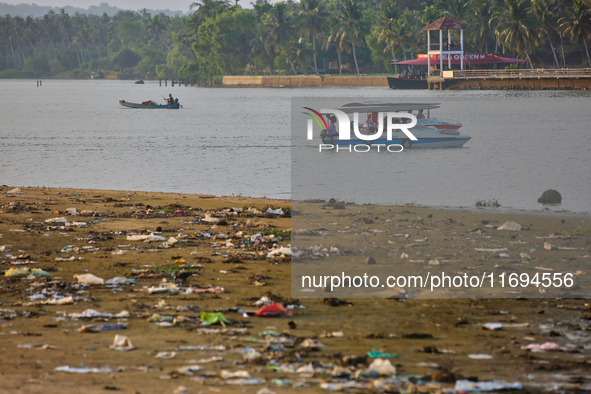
[320,102,470,148]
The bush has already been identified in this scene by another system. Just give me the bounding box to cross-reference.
[0,69,25,78]
[49,59,66,75]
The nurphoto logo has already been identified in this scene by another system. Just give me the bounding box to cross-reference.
[303,107,418,152]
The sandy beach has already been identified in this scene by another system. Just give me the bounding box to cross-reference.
[1,186,590,393]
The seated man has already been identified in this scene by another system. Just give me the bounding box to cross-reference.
[328,117,337,135]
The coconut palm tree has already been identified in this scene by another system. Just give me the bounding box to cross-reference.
[443,0,470,23]
[296,0,328,72]
[330,0,369,75]
[466,0,495,53]
[378,4,419,66]
[261,1,297,73]
[532,0,561,67]
[321,18,344,75]
[490,0,543,68]
[190,0,229,23]
[147,14,172,52]
[558,0,591,66]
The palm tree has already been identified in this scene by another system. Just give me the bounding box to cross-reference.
[296,0,328,72]
[558,0,591,66]
[466,0,495,53]
[490,0,543,68]
[443,0,470,22]
[147,14,172,52]
[41,11,58,59]
[249,36,273,74]
[532,0,561,67]
[261,2,297,74]
[190,0,229,23]
[330,0,369,75]
[286,38,322,76]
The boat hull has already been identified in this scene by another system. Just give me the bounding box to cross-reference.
[327,137,470,148]
[387,77,428,90]
[321,130,470,149]
[119,100,179,109]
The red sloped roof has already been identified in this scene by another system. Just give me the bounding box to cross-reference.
[423,16,467,30]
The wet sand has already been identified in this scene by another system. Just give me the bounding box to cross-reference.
[1,187,590,393]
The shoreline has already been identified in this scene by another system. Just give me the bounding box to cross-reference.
[1,186,590,393]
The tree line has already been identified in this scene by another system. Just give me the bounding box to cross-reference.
[0,0,590,79]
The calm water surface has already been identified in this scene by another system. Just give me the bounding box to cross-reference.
[0,79,589,213]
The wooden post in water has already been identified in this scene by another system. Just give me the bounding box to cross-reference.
[159,79,161,87]
[37,80,39,87]
[172,79,175,87]
[165,78,167,87]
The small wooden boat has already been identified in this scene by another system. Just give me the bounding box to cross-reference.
[119,100,180,109]
[387,76,428,90]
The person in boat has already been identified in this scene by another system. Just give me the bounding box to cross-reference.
[328,116,337,136]
[174,98,179,106]
[417,109,425,119]
[168,94,174,105]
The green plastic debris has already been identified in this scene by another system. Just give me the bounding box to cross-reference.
[5,268,51,277]
[258,331,278,336]
[520,253,531,260]
[200,312,231,325]
[367,349,397,358]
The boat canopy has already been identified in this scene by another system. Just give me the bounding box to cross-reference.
[339,102,440,113]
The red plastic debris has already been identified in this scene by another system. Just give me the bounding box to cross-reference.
[255,303,293,317]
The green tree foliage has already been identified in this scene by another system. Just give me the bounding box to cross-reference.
[137,42,166,76]
[1,0,591,78]
[194,9,256,76]
[112,48,142,71]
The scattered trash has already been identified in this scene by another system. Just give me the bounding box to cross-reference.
[521,342,561,352]
[497,222,522,231]
[367,358,396,376]
[105,277,135,286]
[483,323,503,331]
[201,312,231,325]
[222,370,251,379]
[5,268,51,277]
[55,366,124,374]
[255,303,293,317]
[109,335,134,351]
[367,349,397,358]
[454,380,522,391]
[74,273,104,285]
[468,354,493,359]
[155,351,176,359]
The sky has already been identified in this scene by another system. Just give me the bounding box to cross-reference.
[2,1,198,11]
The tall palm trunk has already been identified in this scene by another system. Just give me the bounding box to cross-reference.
[158,33,172,52]
[560,34,566,67]
[312,33,317,71]
[351,41,359,75]
[9,37,16,68]
[289,59,297,74]
[337,49,342,75]
[547,35,559,68]
[524,48,533,68]
[584,39,591,66]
